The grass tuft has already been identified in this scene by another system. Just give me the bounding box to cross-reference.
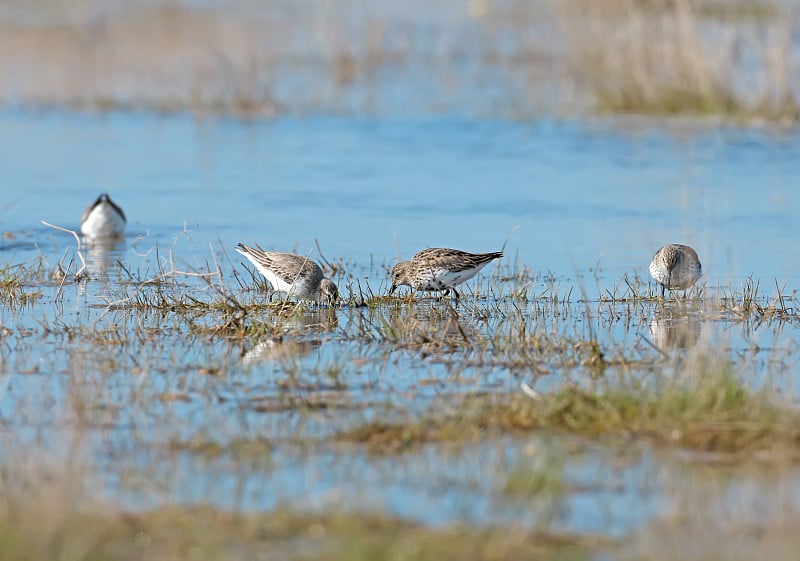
[561,0,800,121]
[334,360,797,455]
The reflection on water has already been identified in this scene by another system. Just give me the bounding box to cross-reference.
[243,309,337,364]
[648,303,703,351]
[2,113,799,295]
[0,233,36,253]
[378,302,478,355]
[243,337,321,365]
[273,308,338,334]
[1,110,800,546]
[84,236,126,280]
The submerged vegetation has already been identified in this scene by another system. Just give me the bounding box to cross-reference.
[0,239,799,558]
[1,0,800,552]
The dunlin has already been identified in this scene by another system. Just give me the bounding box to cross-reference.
[389,247,503,299]
[649,244,702,298]
[235,243,338,304]
[81,193,126,238]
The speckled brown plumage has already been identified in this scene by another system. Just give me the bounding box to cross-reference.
[389,248,503,299]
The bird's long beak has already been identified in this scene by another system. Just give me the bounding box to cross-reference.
[389,284,397,295]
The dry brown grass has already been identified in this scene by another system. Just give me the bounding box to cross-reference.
[0,504,606,561]
[0,0,796,120]
[559,0,800,120]
[0,454,605,561]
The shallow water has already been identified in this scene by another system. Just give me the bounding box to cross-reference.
[2,109,800,545]
[4,112,800,288]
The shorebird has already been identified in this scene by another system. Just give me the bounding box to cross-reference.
[235,243,338,304]
[81,193,126,238]
[649,244,702,298]
[389,247,503,300]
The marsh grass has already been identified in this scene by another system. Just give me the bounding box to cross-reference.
[333,357,798,456]
[0,0,793,121]
[0,498,604,561]
[168,436,274,464]
[564,0,778,20]
[3,247,800,558]
[720,276,800,322]
[560,0,800,121]
[0,261,45,307]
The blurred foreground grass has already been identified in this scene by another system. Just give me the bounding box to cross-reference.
[0,497,603,561]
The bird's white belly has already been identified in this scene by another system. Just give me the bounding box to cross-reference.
[81,205,125,238]
[416,268,479,291]
[649,261,700,290]
[253,264,314,299]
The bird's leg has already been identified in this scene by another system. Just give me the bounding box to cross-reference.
[452,287,461,301]
[660,284,665,299]
[667,272,672,300]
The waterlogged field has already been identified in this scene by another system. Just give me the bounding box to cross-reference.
[1,0,800,559]
[0,112,799,560]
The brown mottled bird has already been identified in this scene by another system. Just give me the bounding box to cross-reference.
[389,247,503,299]
[649,244,702,298]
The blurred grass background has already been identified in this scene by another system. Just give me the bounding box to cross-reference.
[0,0,796,120]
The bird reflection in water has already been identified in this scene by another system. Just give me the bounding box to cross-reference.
[84,236,126,280]
[242,310,337,365]
[648,304,702,351]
